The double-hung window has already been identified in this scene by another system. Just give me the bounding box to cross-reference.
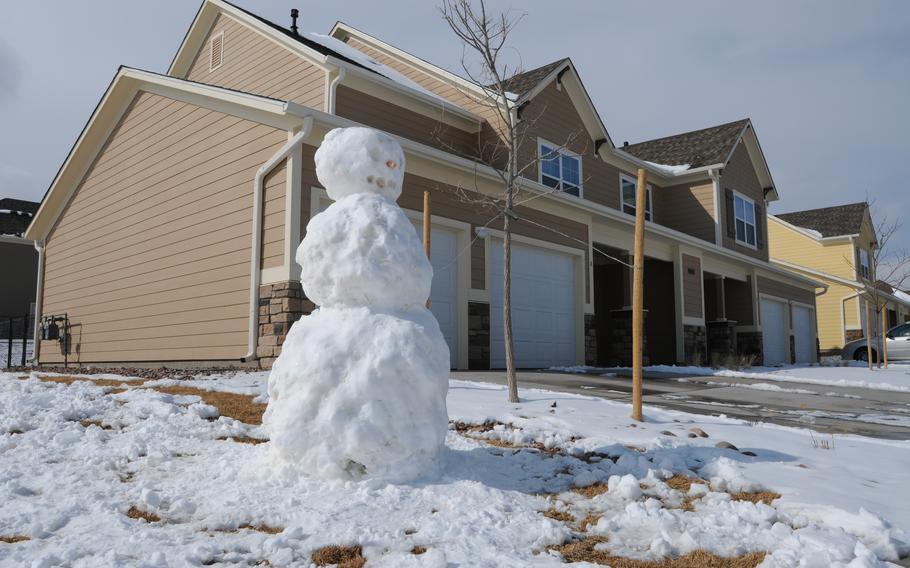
[539,140,581,196]
[859,248,871,279]
[733,192,757,247]
[620,174,652,221]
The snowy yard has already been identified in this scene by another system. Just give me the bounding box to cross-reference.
[2,369,909,567]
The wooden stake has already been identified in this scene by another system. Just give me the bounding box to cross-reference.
[631,168,647,422]
[881,305,889,368]
[423,190,431,309]
[865,300,873,370]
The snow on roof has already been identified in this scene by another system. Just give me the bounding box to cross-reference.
[894,289,910,304]
[304,33,453,105]
[643,160,691,176]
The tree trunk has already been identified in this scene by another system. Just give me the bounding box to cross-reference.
[503,207,519,403]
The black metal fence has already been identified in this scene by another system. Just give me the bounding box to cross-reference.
[1,314,32,368]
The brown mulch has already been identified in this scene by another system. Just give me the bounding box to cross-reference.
[551,537,766,567]
[9,366,240,381]
[150,385,266,425]
[126,507,160,523]
[572,482,610,499]
[0,535,30,543]
[730,491,781,506]
[311,545,366,568]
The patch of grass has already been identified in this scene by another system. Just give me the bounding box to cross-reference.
[218,436,268,445]
[576,514,602,532]
[450,420,505,433]
[572,482,610,498]
[33,375,133,389]
[149,385,266,425]
[411,546,427,555]
[311,545,366,568]
[126,506,160,523]
[542,508,574,523]
[239,523,283,534]
[0,535,30,544]
[550,537,766,567]
[665,475,707,493]
[729,491,780,506]
[79,419,113,430]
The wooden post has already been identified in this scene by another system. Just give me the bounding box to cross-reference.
[865,300,873,370]
[881,305,889,368]
[631,168,647,421]
[423,190,432,309]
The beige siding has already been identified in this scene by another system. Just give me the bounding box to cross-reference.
[658,180,716,243]
[261,160,286,269]
[757,276,816,306]
[39,91,286,364]
[185,13,325,109]
[682,254,703,318]
[334,85,478,158]
[719,143,769,261]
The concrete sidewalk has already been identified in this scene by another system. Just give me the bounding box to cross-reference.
[451,369,910,440]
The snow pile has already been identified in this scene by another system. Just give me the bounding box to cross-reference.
[262,127,449,482]
[643,160,691,175]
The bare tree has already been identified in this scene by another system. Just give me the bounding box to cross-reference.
[439,0,586,402]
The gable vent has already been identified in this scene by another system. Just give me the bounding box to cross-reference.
[209,31,224,71]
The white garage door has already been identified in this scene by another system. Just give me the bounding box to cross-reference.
[792,305,815,364]
[761,298,788,366]
[489,240,577,368]
[414,224,458,368]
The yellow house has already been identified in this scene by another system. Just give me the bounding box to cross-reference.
[769,202,910,356]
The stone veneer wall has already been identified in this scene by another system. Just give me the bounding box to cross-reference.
[610,309,649,367]
[683,324,707,365]
[257,282,314,369]
[707,320,737,365]
[468,302,490,370]
[736,331,763,366]
[845,329,864,343]
[584,314,597,366]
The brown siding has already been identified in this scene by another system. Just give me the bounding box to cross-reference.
[39,91,286,364]
[185,13,325,109]
[758,276,815,306]
[720,143,769,261]
[334,85,478,158]
[657,180,716,243]
[682,254,703,318]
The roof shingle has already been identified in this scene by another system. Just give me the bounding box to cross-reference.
[776,202,868,238]
[498,59,568,97]
[621,119,750,168]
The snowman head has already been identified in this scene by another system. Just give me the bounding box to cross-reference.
[315,127,406,201]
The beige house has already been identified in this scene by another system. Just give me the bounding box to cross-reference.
[25,0,819,369]
[769,202,910,356]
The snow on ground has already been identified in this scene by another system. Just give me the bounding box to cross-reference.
[0,339,32,369]
[2,371,909,567]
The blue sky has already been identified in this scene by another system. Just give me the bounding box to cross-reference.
[1,1,908,251]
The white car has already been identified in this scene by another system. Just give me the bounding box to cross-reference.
[841,323,910,361]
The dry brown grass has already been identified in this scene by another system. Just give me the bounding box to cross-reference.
[150,385,266,425]
[311,545,366,567]
[239,523,283,534]
[550,537,766,567]
[665,475,707,493]
[79,419,113,430]
[729,491,781,506]
[32,375,133,389]
[576,513,602,532]
[218,436,268,445]
[450,420,505,433]
[411,546,427,555]
[126,506,160,523]
[542,508,574,523]
[572,482,610,498]
[0,535,30,543]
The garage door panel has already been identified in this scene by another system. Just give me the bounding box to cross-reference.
[490,240,577,368]
[792,305,815,364]
[761,298,788,366]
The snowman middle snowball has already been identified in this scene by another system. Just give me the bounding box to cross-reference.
[262,127,450,482]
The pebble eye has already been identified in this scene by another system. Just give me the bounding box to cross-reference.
[386,160,398,169]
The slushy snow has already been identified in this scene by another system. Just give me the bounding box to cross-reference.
[262,127,449,482]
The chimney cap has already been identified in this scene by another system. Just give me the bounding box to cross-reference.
[290,9,299,35]
[623,141,629,147]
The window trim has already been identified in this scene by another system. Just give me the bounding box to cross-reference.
[859,247,871,280]
[732,190,757,249]
[619,173,652,222]
[537,137,583,198]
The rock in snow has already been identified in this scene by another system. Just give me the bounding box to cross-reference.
[262,127,450,482]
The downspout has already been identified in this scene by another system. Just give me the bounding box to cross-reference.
[708,168,722,245]
[327,67,346,115]
[242,116,314,362]
[31,240,45,365]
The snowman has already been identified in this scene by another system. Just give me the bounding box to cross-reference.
[262,127,450,482]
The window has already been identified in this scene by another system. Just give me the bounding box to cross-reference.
[539,140,581,196]
[891,324,910,338]
[620,175,652,221]
[859,248,871,279]
[209,31,224,71]
[733,192,756,247]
